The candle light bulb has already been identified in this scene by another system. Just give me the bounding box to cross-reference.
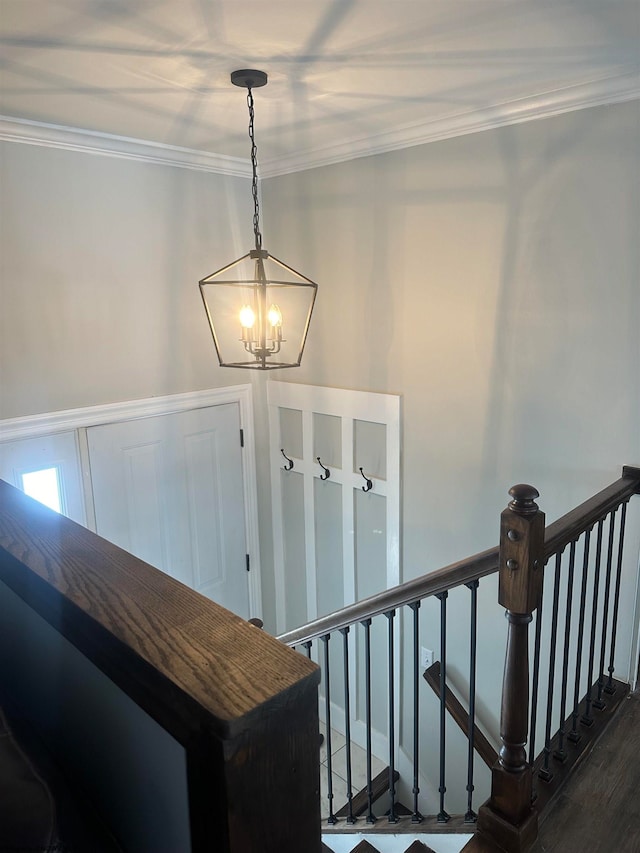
[267,304,282,327]
[239,304,256,329]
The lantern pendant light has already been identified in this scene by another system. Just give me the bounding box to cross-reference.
[199,70,318,369]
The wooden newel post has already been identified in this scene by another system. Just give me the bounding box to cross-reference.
[477,484,545,853]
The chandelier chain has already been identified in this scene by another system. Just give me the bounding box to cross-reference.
[247,87,262,250]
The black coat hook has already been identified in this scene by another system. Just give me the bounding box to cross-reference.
[359,467,373,492]
[317,457,331,480]
[281,449,294,471]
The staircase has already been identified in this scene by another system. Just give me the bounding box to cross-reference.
[279,467,640,853]
[2,468,639,852]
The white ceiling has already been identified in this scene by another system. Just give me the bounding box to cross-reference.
[1,1,639,175]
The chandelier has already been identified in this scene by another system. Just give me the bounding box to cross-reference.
[199,70,318,369]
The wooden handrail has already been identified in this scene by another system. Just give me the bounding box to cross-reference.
[543,468,640,559]
[277,546,500,645]
[279,467,640,647]
[0,479,321,852]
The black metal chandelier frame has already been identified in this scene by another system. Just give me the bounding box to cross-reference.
[199,70,318,370]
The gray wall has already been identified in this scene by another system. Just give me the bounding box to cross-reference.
[2,103,638,646]
[0,143,253,419]
[261,97,639,599]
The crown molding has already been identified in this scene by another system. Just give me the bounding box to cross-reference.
[0,116,252,178]
[260,72,640,177]
[1,72,638,178]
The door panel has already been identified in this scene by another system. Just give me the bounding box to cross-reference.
[87,404,249,618]
[184,428,226,597]
[125,440,170,570]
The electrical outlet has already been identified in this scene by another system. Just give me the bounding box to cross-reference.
[421,647,433,669]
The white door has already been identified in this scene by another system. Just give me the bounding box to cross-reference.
[0,431,86,524]
[87,404,249,618]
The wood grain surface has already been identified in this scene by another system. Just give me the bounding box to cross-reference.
[0,479,319,741]
[532,691,640,853]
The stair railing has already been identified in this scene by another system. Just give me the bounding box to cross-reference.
[279,466,640,848]
[279,543,501,828]
[471,467,640,852]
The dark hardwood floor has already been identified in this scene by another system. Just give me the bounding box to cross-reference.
[531,688,640,853]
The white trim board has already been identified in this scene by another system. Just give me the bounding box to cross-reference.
[0,386,263,620]
[2,73,638,177]
[0,387,252,440]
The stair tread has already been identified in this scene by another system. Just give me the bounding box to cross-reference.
[344,842,437,853]
[349,842,380,853]
[334,766,399,819]
[382,800,412,817]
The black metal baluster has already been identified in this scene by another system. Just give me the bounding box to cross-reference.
[437,591,450,822]
[321,633,337,824]
[554,539,577,762]
[539,551,563,781]
[340,627,355,824]
[582,519,604,725]
[385,609,398,823]
[409,602,423,823]
[465,580,479,823]
[595,510,617,709]
[605,501,628,694]
[569,528,592,742]
[361,617,376,824]
[304,639,323,764]
[528,569,545,769]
